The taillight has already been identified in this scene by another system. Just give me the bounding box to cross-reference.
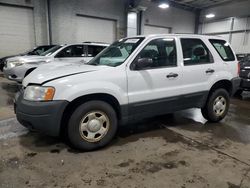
[237,62,240,76]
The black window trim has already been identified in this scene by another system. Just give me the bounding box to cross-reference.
[209,39,236,62]
[130,37,178,71]
[180,37,214,66]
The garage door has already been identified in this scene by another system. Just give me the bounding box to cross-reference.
[76,15,116,43]
[0,5,35,58]
[144,25,171,35]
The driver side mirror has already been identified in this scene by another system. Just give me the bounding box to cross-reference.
[134,58,153,70]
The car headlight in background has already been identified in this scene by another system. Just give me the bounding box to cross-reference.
[7,60,24,68]
[24,86,55,101]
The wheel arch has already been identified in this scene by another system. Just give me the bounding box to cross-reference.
[24,67,37,77]
[209,79,233,96]
[60,93,121,136]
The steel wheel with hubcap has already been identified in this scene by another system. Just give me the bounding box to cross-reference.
[68,100,118,151]
[213,96,227,116]
[201,88,230,122]
[79,111,110,143]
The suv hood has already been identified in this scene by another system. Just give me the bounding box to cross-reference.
[23,63,108,86]
[7,55,51,63]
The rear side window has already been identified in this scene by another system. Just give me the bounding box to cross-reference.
[181,38,213,65]
[56,45,84,58]
[209,39,235,61]
[87,45,106,57]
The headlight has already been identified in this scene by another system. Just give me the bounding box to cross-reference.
[24,86,55,101]
[8,60,24,68]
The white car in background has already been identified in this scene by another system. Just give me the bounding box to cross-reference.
[3,42,109,82]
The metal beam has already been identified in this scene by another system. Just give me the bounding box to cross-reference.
[194,9,201,34]
[203,0,248,9]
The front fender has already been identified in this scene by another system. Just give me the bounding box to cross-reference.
[45,80,128,105]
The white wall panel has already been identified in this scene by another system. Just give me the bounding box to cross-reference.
[217,34,230,41]
[202,20,231,34]
[231,32,250,54]
[76,16,116,43]
[140,0,195,34]
[127,12,137,37]
[0,5,35,58]
[144,25,170,35]
[234,18,248,31]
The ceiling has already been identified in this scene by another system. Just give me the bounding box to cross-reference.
[168,0,241,9]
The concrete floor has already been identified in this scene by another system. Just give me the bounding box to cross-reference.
[0,74,250,188]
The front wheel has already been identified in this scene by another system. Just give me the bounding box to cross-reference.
[201,89,230,122]
[67,100,118,151]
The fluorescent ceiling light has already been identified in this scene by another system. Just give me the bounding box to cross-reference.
[206,13,215,18]
[158,3,169,9]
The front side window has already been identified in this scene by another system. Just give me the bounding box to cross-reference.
[87,45,106,57]
[88,37,144,67]
[209,39,235,61]
[131,38,177,70]
[181,38,213,65]
[56,45,84,58]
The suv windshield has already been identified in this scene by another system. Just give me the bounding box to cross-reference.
[40,45,63,56]
[88,37,144,67]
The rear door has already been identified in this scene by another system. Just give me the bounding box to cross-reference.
[180,38,216,107]
[126,37,183,118]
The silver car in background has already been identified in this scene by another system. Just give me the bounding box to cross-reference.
[3,42,109,82]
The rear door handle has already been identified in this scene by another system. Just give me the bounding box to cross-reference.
[166,73,178,78]
[206,69,215,74]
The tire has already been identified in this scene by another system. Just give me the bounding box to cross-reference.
[67,100,118,151]
[201,89,230,122]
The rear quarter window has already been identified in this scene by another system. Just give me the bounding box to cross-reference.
[209,39,235,61]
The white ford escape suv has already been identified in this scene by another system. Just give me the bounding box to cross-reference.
[15,34,240,151]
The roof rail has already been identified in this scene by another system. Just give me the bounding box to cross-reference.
[83,41,110,44]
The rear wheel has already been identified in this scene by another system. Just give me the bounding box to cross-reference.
[67,100,118,151]
[201,89,230,122]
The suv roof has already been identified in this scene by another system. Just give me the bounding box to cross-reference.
[126,34,226,41]
[59,42,109,47]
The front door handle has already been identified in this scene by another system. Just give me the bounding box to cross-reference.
[166,73,178,78]
[206,69,215,74]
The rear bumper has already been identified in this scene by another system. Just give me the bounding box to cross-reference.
[231,77,241,95]
[15,92,69,136]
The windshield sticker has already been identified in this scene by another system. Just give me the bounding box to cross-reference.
[125,39,140,43]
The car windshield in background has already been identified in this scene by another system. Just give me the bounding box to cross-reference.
[40,45,63,56]
[88,37,144,67]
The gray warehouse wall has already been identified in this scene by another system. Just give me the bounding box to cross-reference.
[140,1,196,34]
[49,0,127,44]
[199,0,250,54]
[200,0,250,21]
[0,0,49,46]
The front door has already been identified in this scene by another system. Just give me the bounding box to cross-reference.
[126,37,183,119]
